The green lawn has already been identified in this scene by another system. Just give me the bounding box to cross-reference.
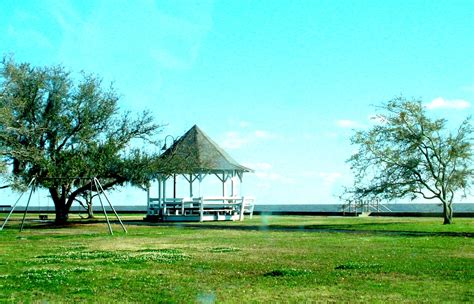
[0,215,473,303]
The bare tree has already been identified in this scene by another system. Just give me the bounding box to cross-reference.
[345,97,473,224]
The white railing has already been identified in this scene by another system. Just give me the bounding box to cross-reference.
[147,196,255,221]
[342,199,392,215]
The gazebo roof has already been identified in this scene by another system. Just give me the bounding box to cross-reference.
[158,125,253,174]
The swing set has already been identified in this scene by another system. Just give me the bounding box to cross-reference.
[36,187,50,220]
[0,177,127,235]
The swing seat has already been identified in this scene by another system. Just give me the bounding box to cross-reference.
[39,214,48,220]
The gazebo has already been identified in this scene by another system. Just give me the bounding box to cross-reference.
[145,125,255,222]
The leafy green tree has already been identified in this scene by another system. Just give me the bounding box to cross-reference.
[345,97,473,224]
[0,58,162,224]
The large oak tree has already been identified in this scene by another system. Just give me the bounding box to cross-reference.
[345,97,473,224]
[0,58,162,223]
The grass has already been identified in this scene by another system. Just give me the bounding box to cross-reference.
[0,214,473,303]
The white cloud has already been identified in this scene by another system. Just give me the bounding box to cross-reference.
[425,97,471,110]
[254,130,276,139]
[221,132,249,149]
[239,121,251,128]
[461,84,474,93]
[318,172,342,186]
[221,129,277,150]
[255,181,272,191]
[7,25,53,49]
[150,49,188,70]
[243,162,273,171]
[336,119,364,129]
[254,168,341,187]
[255,172,296,184]
[301,171,318,178]
[227,120,252,129]
[246,161,295,185]
[50,0,213,76]
[323,131,339,139]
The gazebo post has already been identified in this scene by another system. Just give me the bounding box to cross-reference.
[237,172,243,197]
[189,174,193,197]
[222,173,227,197]
[231,172,235,197]
[197,174,204,197]
[173,174,177,199]
[161,175,169,217]
[146,187,150,213]
[158,175,162,205]
[163,176,167,203]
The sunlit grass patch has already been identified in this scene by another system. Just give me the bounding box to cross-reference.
[133,248,189,263]
[33,248,189,265]
[1,267,93,291]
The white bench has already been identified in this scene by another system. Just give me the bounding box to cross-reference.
[147,196,255,222]
[243,197,255,219]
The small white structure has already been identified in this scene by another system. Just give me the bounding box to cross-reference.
[342,199,392,216]
[145,125,255,222]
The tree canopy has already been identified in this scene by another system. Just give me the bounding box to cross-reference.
[345,97,473,224]
[0,58,162,223]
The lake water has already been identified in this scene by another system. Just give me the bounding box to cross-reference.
[5,203,474,213]
[254,203,474,213]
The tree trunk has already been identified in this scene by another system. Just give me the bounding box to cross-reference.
[86,199,94,219]
[50,187,71,225]
[54,201,69,224]
[442,201,453,225]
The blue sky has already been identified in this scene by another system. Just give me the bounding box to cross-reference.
[1,0,473,205]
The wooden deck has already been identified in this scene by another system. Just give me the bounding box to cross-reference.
[145,197,255,222]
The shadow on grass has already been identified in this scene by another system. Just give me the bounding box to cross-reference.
[123,221,473,238]
[3,218,473,238]
[0,218,115,231]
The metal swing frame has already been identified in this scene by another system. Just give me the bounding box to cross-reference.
[0,177,127,235]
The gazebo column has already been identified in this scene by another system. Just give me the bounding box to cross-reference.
[158,176,162,204]
[173,174,177,199]
[230,172,234,197]
[162,176,167,202]
[161,175,169,216]
[222,173,227,197]
[237,172,243,197]
[214,173,228,198]
[146,187,150,214]
[231,172,241,197]
[184,174,199,198]
[197,174,205,197]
